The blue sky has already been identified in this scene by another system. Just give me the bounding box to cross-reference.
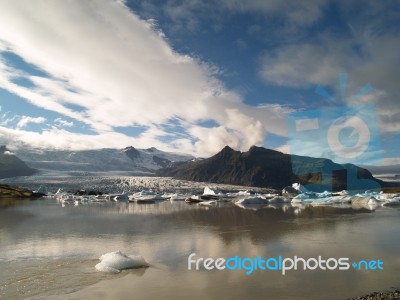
[0,0,399,165]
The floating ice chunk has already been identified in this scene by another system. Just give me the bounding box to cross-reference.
[235,196,267,205]
[354,190,380,198]
[382,197,400,207]
[169,194,187,201]
[292,183,308,193]
[236,190,250,196]
[203,186,222,195]
[376,193,400,202]
[293,192,318,200]
[234,196,268,210]
[351,196,378,211]
[351,196,378,206]
[112,193,129,201]
[282,186,299,197]
[336,190,349,196]
[316,191,332,198]
[95,251,149,273]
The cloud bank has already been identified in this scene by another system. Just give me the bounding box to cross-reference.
[259,1,400,135]
[0,0,287,155]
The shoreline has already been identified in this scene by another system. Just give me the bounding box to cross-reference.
[349,289,400,300]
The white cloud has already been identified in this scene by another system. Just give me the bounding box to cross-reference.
[0,125,165,152]
[16,116,46,129]
[260,40,356,88]
[54,118,73,128]
[0,112,17,127]
[0,0,288,156]
[274,143,289,154]
[259,32,400,136]
[380,157,400,166]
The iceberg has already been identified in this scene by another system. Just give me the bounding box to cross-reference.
[236,190,251,196]
[203,186,222,195]
[292,183,308,193]
[235,196,267,205]
[169,194,188,201]
[382,198,400,207]
[95,251,149,273]
[351,196,379,211]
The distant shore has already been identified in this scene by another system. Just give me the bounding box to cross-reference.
[0,184,36,198]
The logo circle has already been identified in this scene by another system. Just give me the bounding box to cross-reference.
[327,116,370,159]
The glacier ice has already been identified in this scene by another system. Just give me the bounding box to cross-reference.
[95,251,149,273]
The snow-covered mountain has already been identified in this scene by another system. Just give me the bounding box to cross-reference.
[14,146,193,175]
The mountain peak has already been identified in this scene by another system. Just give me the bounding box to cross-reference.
[124,146,140,160]
[248,145,263,152]
[124,146,136,151]
[214,145,238,159]
[146,147,158,152]
[221,145,235,152]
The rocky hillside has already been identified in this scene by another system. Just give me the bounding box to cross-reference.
[0,146,37,179]
[0,184,36,198]
[157,145,382,192]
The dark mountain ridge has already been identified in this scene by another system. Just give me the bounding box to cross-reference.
[157,145,382,192]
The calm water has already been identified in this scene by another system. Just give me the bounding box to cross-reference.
[0,198,400,299]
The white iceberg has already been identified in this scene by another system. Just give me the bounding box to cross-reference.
[382,197,400,207]
[237,190,251,196]
[292,183,308,193]
[95,251,149,273]
[235,196,267,205]
[169,194,188,201]
[351,196,379,210]
[203,186,219,195]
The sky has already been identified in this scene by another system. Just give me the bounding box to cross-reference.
[0,0,399,165]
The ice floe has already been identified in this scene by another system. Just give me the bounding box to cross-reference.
[24,177,400,213]
[234,196,268,205]
[95,251,149,273]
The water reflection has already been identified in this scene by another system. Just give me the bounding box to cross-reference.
[0,199,399,299]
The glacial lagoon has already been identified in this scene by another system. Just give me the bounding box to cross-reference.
[0,177,400,299]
